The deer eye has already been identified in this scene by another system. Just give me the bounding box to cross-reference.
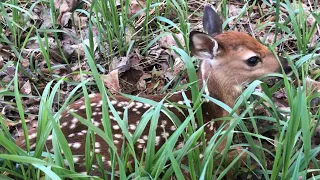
[246,56,260,67]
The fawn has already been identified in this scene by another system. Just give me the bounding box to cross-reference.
[15,5,290,179]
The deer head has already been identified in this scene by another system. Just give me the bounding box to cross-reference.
[190,5,290,107]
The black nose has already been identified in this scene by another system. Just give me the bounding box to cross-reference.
[279,56,292,74]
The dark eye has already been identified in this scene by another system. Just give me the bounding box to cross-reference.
[246,56,260,67]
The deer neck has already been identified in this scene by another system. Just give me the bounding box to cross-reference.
[198,60,242,119]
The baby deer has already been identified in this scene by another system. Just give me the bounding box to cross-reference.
[16,5,290,179]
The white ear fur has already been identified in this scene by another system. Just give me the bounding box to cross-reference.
[191,34,219,59]
[212,38,218,57]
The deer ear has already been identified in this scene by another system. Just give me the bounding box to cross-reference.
[203,5,223,37]
[190,31,219,60]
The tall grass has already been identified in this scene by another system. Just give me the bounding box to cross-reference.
[0,0,319,179]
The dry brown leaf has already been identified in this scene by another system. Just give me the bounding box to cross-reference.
[101,69,121,94]
[109,56,131,73]
[136,78,147,90]
[70,37,98,58]
[165,57,185,80]
[158,33,184,59]
[60,12,73,26]
[21,58,30,68]
[129,49,142,66]
[306,77,320,93]
[158,33,184,49]
[125,26,135,43]
[129,0,145,17]
[55,0,81,24]
[2,118,21,128]
[20,80,32,95]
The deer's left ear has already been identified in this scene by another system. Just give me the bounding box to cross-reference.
[203,5,223,37]
[190,31,219,60]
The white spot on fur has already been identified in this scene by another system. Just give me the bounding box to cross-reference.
[73,157,80,163]
[95,148,101,153]
[111,100,117,105]
[127,102,135,108]
[137,139,145,144]
[129,124,136,130]
[91,103,97,106]
[114,134,122,139]
[163,103,173,108]
[142,135,148,140]
[68,133,75,137]
[155,136,161,146]
[72,142,81,149]
[137,144,143,149]
[93,121,101,126]
[170,125,176,131]
[113,124,120,130]
[161,132,169,138]
[143,104,151,109]
[207,121,215,131]
[70,123,76,129]
[79,105,86,110]
[114,140,119,144]
[61,122,68,127]
[71,118,78,124]
[77,132,83,136]
[121,102,129,106]
[80,171,87,175]
[135,102,143,108]
[161,120,167,125]
[75,101,83,105]
[107,160,112,166]
[69,109,78,112]
[88,94,97,98]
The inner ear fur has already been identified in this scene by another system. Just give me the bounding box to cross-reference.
[190,31,219,59]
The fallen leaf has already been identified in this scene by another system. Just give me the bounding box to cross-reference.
[20,80,32,95]
[158,33,185,49]
[55,0,81,24]
[109,56,131,73]
[101,69,121,93]
[129,0,145,17]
